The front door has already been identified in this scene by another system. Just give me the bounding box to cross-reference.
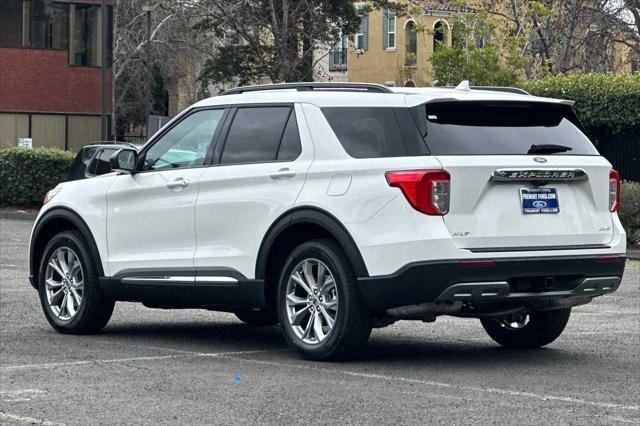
[106,108,226,275]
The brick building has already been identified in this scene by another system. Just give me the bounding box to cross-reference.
[0,0,112,151]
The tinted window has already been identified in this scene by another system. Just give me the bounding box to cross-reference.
[31,0,69,49]
[0,0,22,48]
[94,148,116,175]
[220,107,291,165]
[277,111,302,161]
[144,109,224,171]
[422,101,598,156]
[322,107,408,158]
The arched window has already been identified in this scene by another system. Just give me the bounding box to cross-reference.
[405,21,417,66]
[403,79,416,87]
[433,20,447,51]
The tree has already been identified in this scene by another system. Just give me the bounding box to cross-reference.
[113,0,215,138]
[431,10,527,86]
[426,0,638,83]
[189,0,402,87]
[186,0,359,86]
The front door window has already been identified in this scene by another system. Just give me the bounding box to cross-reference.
[143,109,224,171]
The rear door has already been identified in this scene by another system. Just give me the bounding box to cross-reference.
[194,104,312,278]
[422,100,614,251]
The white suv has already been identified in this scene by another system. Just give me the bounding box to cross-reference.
[29,82,626,360]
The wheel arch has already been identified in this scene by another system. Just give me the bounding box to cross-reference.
[29,207,104,289]
[256,207,369,307]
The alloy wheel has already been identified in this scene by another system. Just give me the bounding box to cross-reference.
[285,258,338,344]
[44,247,84,321]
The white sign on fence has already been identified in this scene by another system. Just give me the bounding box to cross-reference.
[18,138,33,149]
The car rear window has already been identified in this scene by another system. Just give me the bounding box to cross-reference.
[420,101,598,156]
[322,107,428,158]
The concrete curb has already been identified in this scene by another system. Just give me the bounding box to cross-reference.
[0,210,39,221]
[627,250,640,261]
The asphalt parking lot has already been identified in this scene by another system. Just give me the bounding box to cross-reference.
[1,217,638,425]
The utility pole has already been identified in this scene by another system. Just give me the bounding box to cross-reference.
[100,0,108,141]
[143,1,153,139]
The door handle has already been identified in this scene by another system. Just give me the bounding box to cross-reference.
[166,178,189,189]
[270,168,296,180]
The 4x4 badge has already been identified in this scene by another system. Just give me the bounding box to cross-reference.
[533,157,547,163]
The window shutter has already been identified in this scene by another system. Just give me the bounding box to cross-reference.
[362,16,368,50]
[382,9,389,49]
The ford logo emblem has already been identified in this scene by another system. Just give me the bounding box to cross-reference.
[533,157,547,163]
[532,200,547,208]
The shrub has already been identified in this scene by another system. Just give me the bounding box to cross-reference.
[0,148,75,208]
[619,181,640,247]
[523,73,640,137]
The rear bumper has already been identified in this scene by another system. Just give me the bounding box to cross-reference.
[357,255,626,311]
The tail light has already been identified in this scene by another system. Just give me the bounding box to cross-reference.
[609,169,620,212]
[385,170,450,215]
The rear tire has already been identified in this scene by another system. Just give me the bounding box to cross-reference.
[277,239,372,361]
[480,308,571,349]
[38,231,114,334]
[234,308,279,326]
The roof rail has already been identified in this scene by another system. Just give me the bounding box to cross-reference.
[220,82,393,96]
[443,84,530,95]
[471,86,531,95]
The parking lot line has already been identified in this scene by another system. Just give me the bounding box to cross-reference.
[6,338,634,414]
[0,349,277,371]
[0,411,63,426]
[214,353,640,413]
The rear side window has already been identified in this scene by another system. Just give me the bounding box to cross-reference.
[322,107,409,158]
[220,107,293,165]
[421,101,598,156]
[277,111,302,161]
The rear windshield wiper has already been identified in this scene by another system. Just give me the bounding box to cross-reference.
[527,144,573,154]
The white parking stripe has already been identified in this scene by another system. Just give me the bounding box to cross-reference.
[215,354,640,413]
[0,411,63,425]
[2,343,636,416]
[0,349,276,371]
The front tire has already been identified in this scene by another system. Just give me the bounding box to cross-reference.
[38,230,114,334]
[277,239,372,361]
[480,309,571,349]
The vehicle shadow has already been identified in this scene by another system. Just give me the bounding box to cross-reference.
[102,321,288,352]
[99,320,592,368]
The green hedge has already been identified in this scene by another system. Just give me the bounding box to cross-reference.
[523,73,640,136]
[0,148,75,208]
[620,181,640,246]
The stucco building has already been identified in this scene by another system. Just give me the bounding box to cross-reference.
[346,1,470,87]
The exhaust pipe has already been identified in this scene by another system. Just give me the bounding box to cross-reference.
[386,302,462,320]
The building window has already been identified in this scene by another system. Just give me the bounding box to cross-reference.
[405,21,417,66]
[355,10,368,50]
[30,0,69,49]
[329,35,348,71]
[383,9,396,50]
[0,0,23,48]
[434,21,447,51]
[69,4,112,67]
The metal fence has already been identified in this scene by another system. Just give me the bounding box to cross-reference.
[597,132,640,182]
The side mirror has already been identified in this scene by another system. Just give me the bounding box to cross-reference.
[110,148,137,174]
